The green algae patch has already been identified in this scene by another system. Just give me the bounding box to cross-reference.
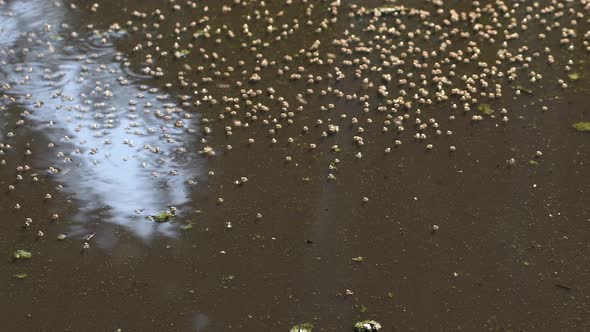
[477,104,494,116]
[290,323,314,332]
[573,122,590,132]
[13,250,32,260]
[354,320,382,331]
[149,210,174,223]
[568,72,581,81]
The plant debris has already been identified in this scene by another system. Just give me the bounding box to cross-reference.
[477,104,494,116]
[354,320,382,332]
[573,122,590,132]
[373,5,405,16]
[180,222,193,230]
[13,250,32,259]
[554,282,572,290]
[515,85,534,94]
[290,323,314,332]
[222,274,235,282]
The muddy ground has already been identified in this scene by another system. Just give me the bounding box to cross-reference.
[0,0,589,331]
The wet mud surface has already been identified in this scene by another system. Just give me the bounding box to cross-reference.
[1,0,589,331]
